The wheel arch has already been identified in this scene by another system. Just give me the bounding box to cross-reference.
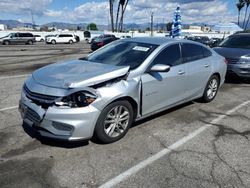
[212,72,221,85]
[109,96,138,121]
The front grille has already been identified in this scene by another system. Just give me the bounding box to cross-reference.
[226,58,239,64]
[24,85,59,104]
[25,108,42,124]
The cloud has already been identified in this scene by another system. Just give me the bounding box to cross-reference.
[0,0,52,16]
[0,0,236,25]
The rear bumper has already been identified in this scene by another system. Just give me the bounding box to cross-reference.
[227,64,250,79]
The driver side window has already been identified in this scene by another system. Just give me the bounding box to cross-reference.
[152,44,182,67]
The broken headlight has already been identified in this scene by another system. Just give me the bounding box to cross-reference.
[55,91,97,108]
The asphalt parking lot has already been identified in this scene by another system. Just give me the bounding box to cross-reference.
[0,42,250,188]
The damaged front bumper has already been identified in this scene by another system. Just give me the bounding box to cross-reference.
[19,90,100,141]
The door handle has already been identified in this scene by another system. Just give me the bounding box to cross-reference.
[204,64,210,68]
[178,70,185,75]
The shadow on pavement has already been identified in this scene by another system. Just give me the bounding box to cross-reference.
[22,123,89,148]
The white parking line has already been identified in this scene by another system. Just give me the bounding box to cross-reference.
[99,100,250,188]
[0,74,29,80]
[0,106,18,112]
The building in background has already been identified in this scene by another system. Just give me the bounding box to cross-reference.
[0,24,7,31]
[212,22,243,34]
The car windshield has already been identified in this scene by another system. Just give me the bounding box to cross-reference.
[84,40,158,70]
[219,35,250,49]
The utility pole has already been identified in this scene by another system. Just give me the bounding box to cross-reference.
[151,12,154,36]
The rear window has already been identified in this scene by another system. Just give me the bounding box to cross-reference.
[182,43,204,63]
[219,35,250,49]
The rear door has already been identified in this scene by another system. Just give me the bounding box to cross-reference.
[181,43,212,98]
[141,44,188,115]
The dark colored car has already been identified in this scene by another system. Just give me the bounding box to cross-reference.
[213,33,250,80]
[0,32,35,45]
[209,38,223,48]
[91,37,119,51]
[187,36,211,46]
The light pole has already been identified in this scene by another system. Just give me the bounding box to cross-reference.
[151,12,154,36]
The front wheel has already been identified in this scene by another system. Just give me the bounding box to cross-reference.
[3,40,10,45]
[69,40,73,44]
[51,40,56,44]
[94,100,133,144]
[201,75,219,103]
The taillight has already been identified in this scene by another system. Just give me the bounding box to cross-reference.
[97,42,104,47]
[224,58,228,64]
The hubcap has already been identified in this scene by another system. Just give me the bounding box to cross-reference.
[104,105,130,138]
[207,78,218,100]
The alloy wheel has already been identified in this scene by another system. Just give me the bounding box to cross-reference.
[206,78,218,100]
[104,105,130,138]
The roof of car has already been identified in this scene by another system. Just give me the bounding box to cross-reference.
[125,37,184,45]
[233,32,250,36]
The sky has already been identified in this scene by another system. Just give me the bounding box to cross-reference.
[0,0,241,25]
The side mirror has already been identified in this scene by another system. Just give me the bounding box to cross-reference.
[10,36,13,39]
[150,64,170,73]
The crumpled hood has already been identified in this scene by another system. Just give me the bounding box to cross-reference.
[213,47,250,59]
[32,60,130,89]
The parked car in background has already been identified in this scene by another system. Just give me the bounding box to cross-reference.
[209,38,223,47]
[91,36,119,51]
[0,32,35,45]
[213,33,250,80]
[75,35,80,43]
[120,35,132,39]
[19,37,226,144]
[46,34,76,44]
[34,35,45,42]
[187,36,211,46]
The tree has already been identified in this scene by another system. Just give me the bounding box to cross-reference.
[109,0,115,32]
[87,23,98,30]
[109,0,129,32]
[118,0,129,32]
[166,22,173,31]
[243,0,250,28]
[237,0,245,26]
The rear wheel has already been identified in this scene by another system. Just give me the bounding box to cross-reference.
[27,40,33,45]
[3,40,10,45]
[201,75,219,103]
[40,39,44,42]
[94,100,133,144]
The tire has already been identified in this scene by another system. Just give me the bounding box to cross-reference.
[3,40,10,45]
[40,39,44,42]
[27,40,33,45]
[94,100,134,144]
[69,40,73,44]
[201,75,219,103]
[51,40,56,45]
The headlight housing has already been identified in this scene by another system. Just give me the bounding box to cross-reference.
[55,91,97,108]
[238,55,250,64]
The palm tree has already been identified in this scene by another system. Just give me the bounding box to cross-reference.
[115,1,121,31]
[243,0,250,28]
[109,0,115,32]
[118,0,129,32]
[237,0,245,26]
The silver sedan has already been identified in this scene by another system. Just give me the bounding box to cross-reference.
[19,37,227,143]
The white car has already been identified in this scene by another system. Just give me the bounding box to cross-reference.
[34,35,45,42]
[46,34,76,44]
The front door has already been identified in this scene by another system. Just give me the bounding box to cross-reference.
[141,44,188,116]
